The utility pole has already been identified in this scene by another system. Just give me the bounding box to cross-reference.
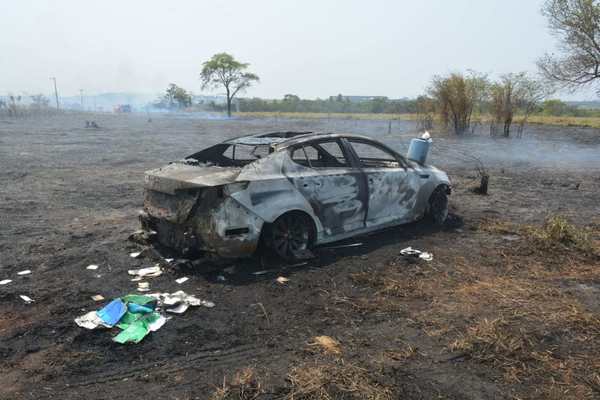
[80,89,84,110]
[50,77,59,110]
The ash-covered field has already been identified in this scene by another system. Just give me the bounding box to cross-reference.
[1,113,599,399]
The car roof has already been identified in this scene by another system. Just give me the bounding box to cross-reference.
[224,131,385,150]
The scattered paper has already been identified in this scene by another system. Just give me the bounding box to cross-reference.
[129,251,141,258]
[0,279,12,285]
[17,270,32,275]
[252,270,269,275]
[91,295,105,301]
[86,265,99,270]
[276,276,289,284]
[131,276,142,282]
[166,303,189,314]
[400,246,433,261]
[175,277,189,284]
[19,295,34,304]
[137,282,150,292]
[75,311,105,329]
[128,265,162,278]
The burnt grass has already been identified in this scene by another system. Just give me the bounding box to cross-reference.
[1,113,600,399]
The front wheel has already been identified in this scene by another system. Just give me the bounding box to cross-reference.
[262,212,313,261]
[427,186,449,226]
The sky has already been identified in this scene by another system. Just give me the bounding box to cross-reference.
[0,0,595,100]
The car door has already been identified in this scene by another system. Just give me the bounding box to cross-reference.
[345,139,420,227]
[284,139,368,237]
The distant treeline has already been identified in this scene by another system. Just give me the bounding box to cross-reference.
[204,95,600,118]
[210,95,419,114]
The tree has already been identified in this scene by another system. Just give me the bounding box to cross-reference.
[489,73,549,137]
[538,0,600,93]
[159,84,192,110]
[200,53,259,117]
[429,71,489,135]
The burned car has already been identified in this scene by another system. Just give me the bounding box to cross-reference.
[140,132,450,260]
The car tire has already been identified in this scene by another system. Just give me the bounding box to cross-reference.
[262,212,313,262]
[427,186,449,226]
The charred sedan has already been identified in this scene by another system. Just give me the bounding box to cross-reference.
[140,132,450,260]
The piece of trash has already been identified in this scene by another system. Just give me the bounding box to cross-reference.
[113,312,162,344]
[175,277,189,284]
[252,270,269,276]
[276,276,289,284]
[86,264,99,270]
[97,299,127,327]
[0,279,12,285]
[421,131,431,140]
[130,251,141,258]
[400,246,433,261]
[325,242,363,249]
[311,335,341,354]
[201,300,215,308]
[166,303,189,314]
[91,295,105,301]
[131,276,142,282]
[17,270,32,275]
[152,290,215,312]
[75,310,106,330]
[137,282,150,292]
[217,275,227,282]
[19,295,34,304]
[128,265,162,278]
[164,258,173,263]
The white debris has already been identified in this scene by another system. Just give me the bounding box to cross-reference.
[148,315,167,332]
[130,276,142,282]
[400,246,433,261]
[129,251,141,258]
[252,270,269,275]
[137,282,150,292]
[166,303,189,314]
[276,276,290,284]
[19,295,34,304]
[91,295,105,301]
[74,311,105,329]
[421,131,431,140]
[217,275,227,282]
[0,279,12,285]
[164,258,174,263]
[175,277,189,284]
[128,265,162,278]
[86,264,99,270]
[151,290,215,314]
[17,270,32,275]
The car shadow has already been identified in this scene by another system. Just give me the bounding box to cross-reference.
[179,213,464,286]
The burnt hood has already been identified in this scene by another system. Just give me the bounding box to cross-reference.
[144,163,242,194]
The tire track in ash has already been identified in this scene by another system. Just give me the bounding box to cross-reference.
[64,343,268,387]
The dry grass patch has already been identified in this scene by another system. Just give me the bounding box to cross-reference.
[285,361,393,400]
[211,367,264,400]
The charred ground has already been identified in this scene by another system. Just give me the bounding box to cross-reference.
[1,113,599,399]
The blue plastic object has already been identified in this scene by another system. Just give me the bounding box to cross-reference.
[127,302,154,314]
[407,138,431,164]
[97,299,127,327]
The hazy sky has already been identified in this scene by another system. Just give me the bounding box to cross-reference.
[1,0,592,99]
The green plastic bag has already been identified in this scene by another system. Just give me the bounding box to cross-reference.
[113,313,161,344]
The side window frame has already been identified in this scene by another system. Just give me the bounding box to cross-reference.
[303,138,354,169]
[344,138,408,169]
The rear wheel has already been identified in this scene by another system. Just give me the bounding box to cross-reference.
[264,212,313,261]
[427,186,449,226]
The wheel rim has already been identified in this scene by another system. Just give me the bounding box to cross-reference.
[271,214,310,258]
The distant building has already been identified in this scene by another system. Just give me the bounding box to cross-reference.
[329,95,389,103]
